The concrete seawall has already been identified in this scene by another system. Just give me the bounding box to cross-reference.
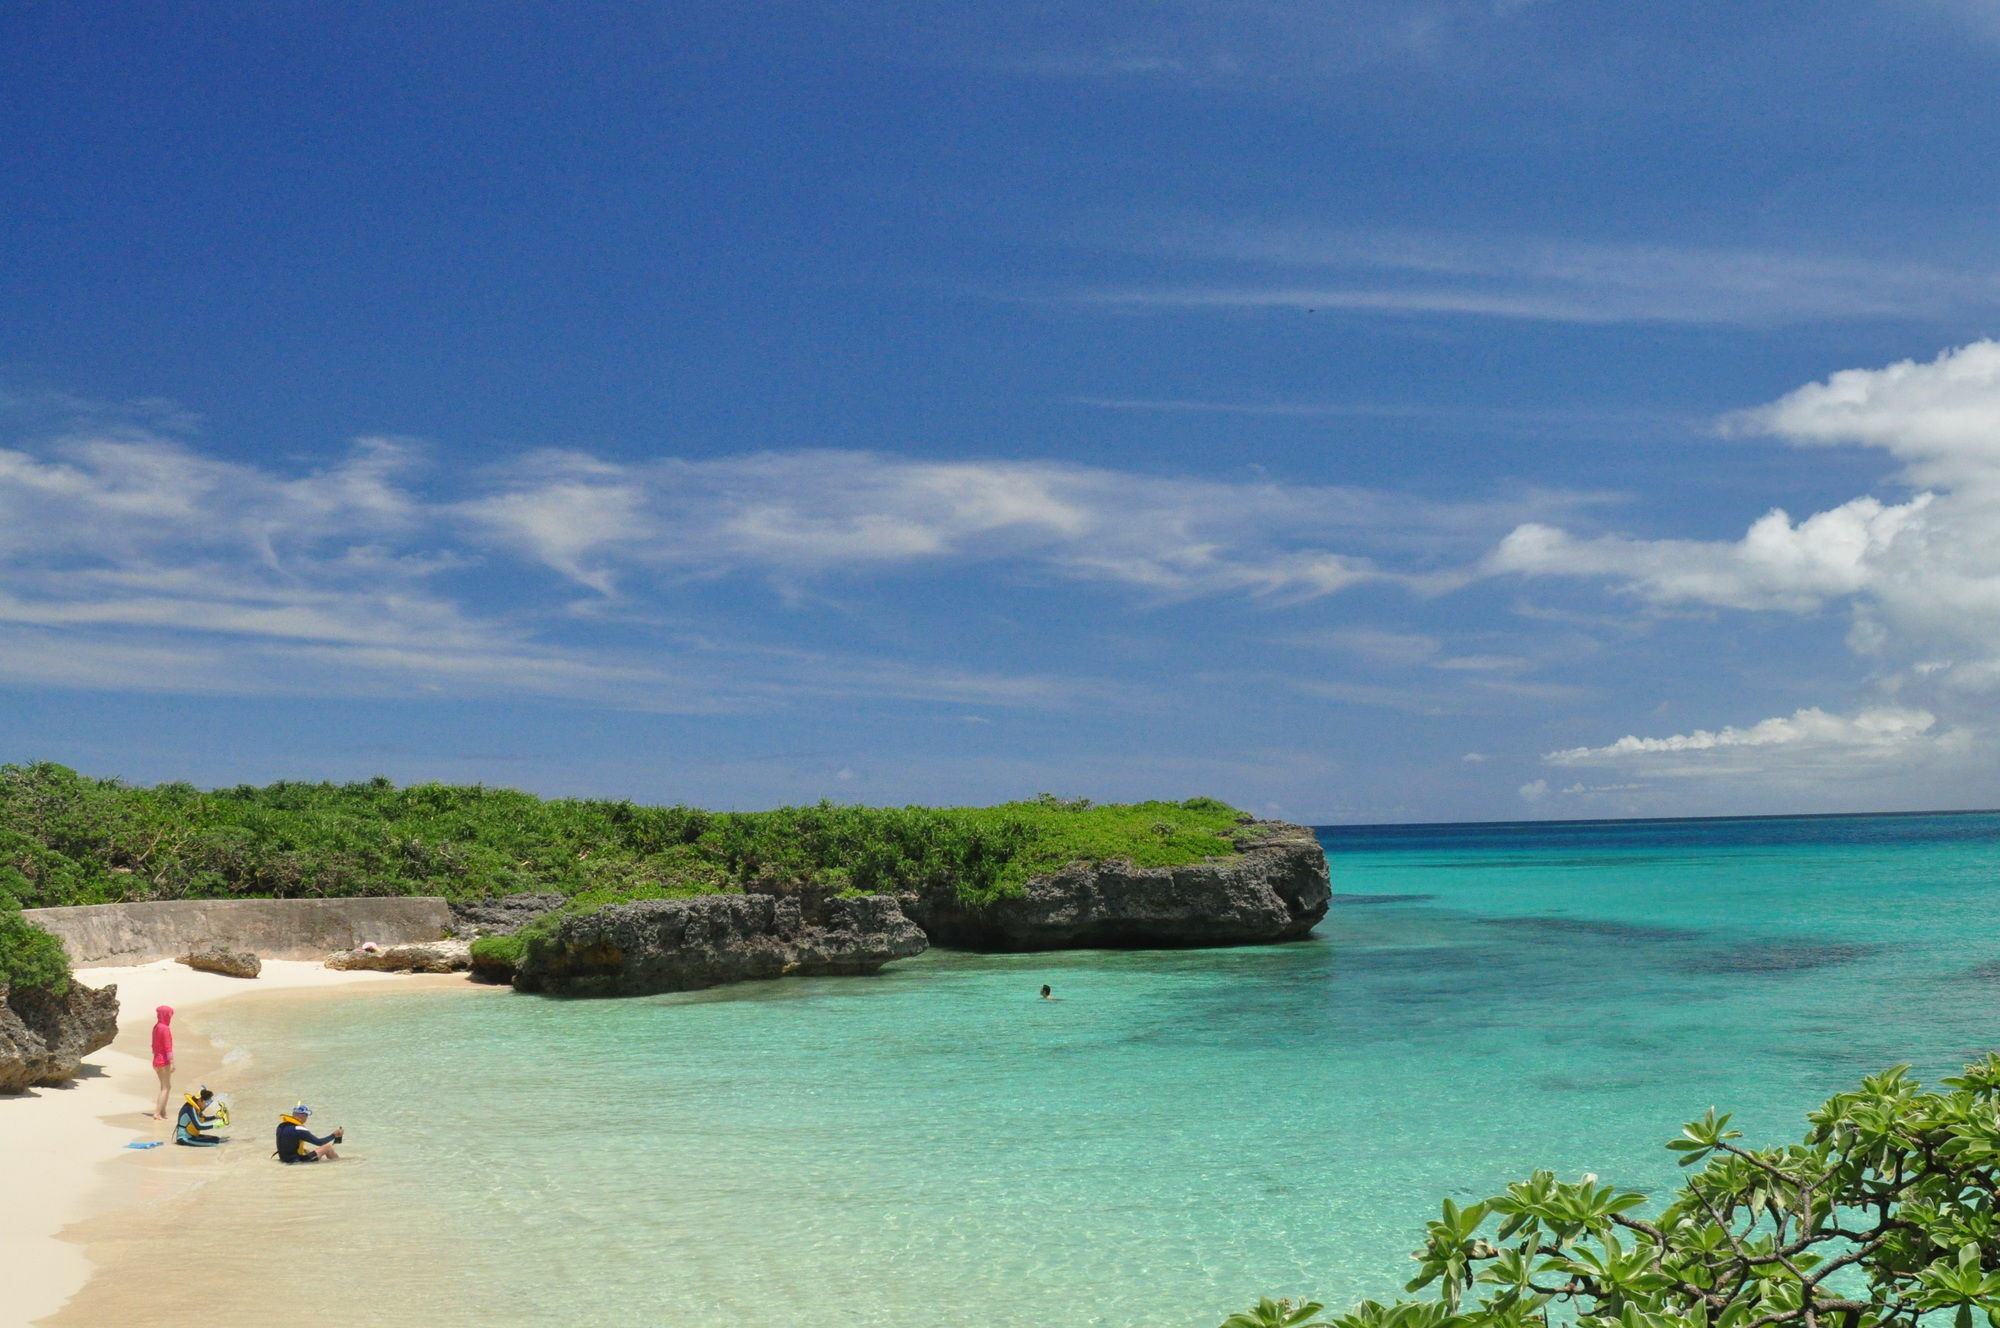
[23,897,455,966]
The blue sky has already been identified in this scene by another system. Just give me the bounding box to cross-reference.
[6,1,2000,822]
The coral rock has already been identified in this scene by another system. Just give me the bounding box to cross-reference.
[0,979,119,1093]
[325,939,472,973]
[178,946,262,978]
[513,892,927,997]
[899,819,1332,951]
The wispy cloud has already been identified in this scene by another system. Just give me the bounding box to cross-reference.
[0,404,1595,711]
[459,448,1594,597]
[1062,227,1989,326]
[914,0,1546,84]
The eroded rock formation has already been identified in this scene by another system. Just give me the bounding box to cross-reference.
[899,819,1331,951]
[512,891,927,997]
[179,946,262,978]
[0,979,119,1093]
[325,939,473,973]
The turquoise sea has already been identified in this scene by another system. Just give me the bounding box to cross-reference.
[185,812,2000,1327]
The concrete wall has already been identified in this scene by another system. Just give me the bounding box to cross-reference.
[23,897,455,967]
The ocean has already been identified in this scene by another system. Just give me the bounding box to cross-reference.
[56,811,2000,1327]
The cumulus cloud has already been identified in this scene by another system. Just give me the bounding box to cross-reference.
[1547,706,1942,769]
[1494,341,2000,689]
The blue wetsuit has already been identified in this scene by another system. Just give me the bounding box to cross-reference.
[276,1119,335,1162]
[174,1098,224,1146]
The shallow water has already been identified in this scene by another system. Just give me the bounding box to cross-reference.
[60,811,2000,1327]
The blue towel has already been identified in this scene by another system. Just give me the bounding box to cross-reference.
[125,1140,163,1149]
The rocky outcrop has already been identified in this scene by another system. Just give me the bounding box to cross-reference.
[449,892,565,938]
[0,979,119,1093]
[899,819,1331,951]
[179,946,261,978]
[513,892,927,998]
[325,939,472,973]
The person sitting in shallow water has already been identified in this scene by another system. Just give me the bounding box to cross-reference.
[275,1104,343,1163]
[174,1086,227,1147]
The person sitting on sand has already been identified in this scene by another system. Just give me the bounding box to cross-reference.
[151,1005,174,1121]
[174,1087,227,1147]
[275,1104,343,1163]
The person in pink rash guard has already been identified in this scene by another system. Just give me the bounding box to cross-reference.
[151,1005,174,1121]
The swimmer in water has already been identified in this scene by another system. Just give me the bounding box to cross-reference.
[1040,985,1053,999]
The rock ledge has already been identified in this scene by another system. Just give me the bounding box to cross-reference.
[899,819,1331,951]
[513,892,927,997]
[326,939,472,973]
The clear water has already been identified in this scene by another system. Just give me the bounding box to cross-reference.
[139,812,2000,1326]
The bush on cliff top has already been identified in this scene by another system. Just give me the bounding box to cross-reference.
[0,893,70,994]
[1229,1058,2000,1328]
[0,763,1246,912]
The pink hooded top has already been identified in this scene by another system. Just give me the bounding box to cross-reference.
[151,1005,173,1068]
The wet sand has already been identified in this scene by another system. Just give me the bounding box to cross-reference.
[0,960,485,1326]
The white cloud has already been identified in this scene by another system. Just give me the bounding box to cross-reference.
[0,410,1591,712]
[1070,228,1989,326]
[463,449,1581,601]
[1549,706,1939,763]
[1518,778,1548,802]
[1491,495,1932,613]
[1493,341,2000,690]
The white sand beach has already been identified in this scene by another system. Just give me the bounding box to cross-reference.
[0,960,480,1327]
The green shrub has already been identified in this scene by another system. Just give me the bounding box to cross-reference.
[0,896,70,994]
[468,934,526,968]
[0,763,1249,914]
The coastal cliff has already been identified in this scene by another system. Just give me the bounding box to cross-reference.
[511,890,928,997]
[0,979,118,1093]
[899,819,1330,951]
[506,819,1327,994]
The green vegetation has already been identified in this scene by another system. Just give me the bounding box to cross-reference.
[468,933,526,970]
[1232,1058,2000,1328]
[0,762,1246,912]
[0,897,69,994]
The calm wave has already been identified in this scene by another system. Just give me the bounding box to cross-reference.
[152,812,2000,1326]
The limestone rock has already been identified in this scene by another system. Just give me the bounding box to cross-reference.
[178,946,261,978]
[448,892,565,938]
[325,939,472,973]
[512,891,927,998]
[0,979,119,1093]
[898,819,1331,951]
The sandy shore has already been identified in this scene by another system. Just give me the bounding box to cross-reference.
[0,959,481,1327]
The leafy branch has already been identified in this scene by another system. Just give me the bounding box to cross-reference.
[1232,1059,2000,1328]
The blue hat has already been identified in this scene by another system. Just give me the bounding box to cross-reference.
[293,1103,312,1118]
